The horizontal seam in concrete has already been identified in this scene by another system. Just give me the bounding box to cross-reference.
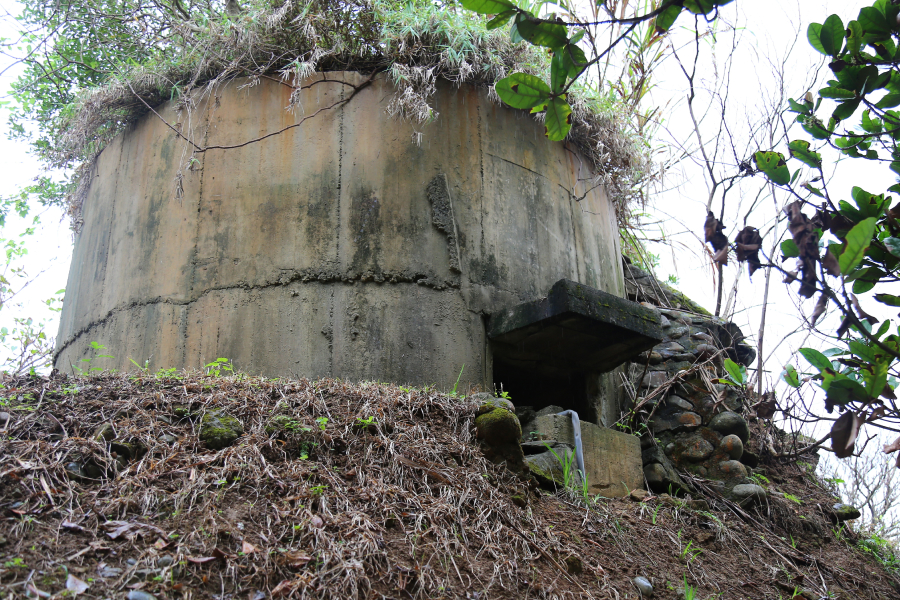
[53,273,461,363]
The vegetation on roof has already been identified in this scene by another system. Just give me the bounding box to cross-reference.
[8,0,652,225]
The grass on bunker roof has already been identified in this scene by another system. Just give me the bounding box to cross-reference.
[0,371,898,599]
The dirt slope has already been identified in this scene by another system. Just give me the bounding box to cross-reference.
[0,373,898,599]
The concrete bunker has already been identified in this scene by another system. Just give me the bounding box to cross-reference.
[54,72,659,431]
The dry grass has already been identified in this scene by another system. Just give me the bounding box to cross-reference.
[55,0,651,227]
[1,372,898,599]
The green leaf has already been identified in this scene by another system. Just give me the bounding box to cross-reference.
[832,99,861,121]
[788,140,822,168]
[550,51,566,93]
[807,23,827,56]
[839,217,877,274]
[684,0,716,15]
[819,14,845,57]
[782,364,801,388]
[459,0,517,15]
[876,94,900,109]
[655,5,682,32]
[515,13,568,49]
[884,237,900,258]
[753,151,791,185]
[486,9,516,29]
[723,358,744,385]
[544,97,572,141]
[781,239,800,258]
[818,87,856,100]
[560,44,587,79]
[859,6,890,35]
[853,279,876,294]
[494,73,551,109]
[875,293,900,307]
[799,347,833,372]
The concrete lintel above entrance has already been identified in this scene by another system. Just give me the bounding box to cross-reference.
[488,279,664,374]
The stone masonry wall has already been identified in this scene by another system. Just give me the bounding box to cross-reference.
[623,261,768,502]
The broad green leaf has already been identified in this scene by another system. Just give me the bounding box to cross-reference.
[486,9,516,29]
[494,73,551,109]
[827,378,869,405]
[723,358,744,385]
[654,5,682,32]
[807,23,827,56]
[550,50,566,93]
[782,364,801,388]
[515,13,568,49]
[788,140,822,168]
[560,44,588,79]
[684,0,716,15]
[799,347,833,372]
[754,151,791,185]
[859,6,890,35]
[876,93,900,109]
[819,14,845,57]
[853,279,876,294]
[818,87,856,100]
[875,293,900,307]
[788,98,811,114]
[509,21,524,43]
[884,237,900,257]
[833,99,861,121]
[839,217,877,274]
[460,0,517,15]
[781,239,800,258]
[544,97,572,141]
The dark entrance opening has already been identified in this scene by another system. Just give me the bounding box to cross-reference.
[492,357,595,424]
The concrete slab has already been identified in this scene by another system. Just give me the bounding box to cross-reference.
[488,279,663,374]
[531,414,643,497]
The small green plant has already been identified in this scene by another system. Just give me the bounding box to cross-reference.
[315,416,328,431]
[682,575,697,600]
[309,485,328,497]
[3,557,26,568]
[355,416,377,427]
[751,472,770,487]
[719,357,747,387]
[679,540,702,564]
[72,341,115,375]
[782,493,803,505]
[449,364,465,397]
[204,357,234,377]
[858,533,900,576]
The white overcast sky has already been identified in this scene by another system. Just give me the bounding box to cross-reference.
[0,0,891,403]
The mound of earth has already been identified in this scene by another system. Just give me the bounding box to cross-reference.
[1,372,898,599]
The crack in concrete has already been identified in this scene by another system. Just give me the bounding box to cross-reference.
[53,270,461,363]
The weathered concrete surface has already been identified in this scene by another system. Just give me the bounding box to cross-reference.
[55,73,624,391]
[488,278,663,373]
[532,414,643,497]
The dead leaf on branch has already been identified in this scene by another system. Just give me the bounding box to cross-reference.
[704,211,728,251]
[822,248,841,277]
[831,411,864,458]
[734,226,763,276]
[810,293,828,326]
[783,270,798,284]
[784,202,822,298]
[851,294,879,325]
[884,436,900,454]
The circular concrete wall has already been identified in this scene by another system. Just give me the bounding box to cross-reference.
[54,72,624,392]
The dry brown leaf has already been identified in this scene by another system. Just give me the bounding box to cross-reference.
[831,412,864,458]
[884,435,900,454]
[242,541,256,554]
[271,579,297,598]
[851,294,879,325]
[822,248,841,276]
[810,293,828,326]
[66,574,90,595]
[187,556,218,564]
[783,270,798,284]
[704,211,728,251]
[283,551,312,567]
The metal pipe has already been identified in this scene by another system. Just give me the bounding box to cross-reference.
[556,410,585,485]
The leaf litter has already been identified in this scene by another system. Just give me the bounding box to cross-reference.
[0,371,898,598]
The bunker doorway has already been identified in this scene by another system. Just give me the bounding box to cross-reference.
[492,358,595,424]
